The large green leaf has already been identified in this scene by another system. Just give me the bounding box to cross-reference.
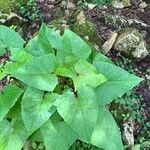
[13,54,58,91]
[91,51,112,64]
[22,87,57,134]
[56,60,107,90]
[38,23,62,54]
[58,29,91,60]
[41,114,77,150]
[91,107,124,150]
[3,49,33,75]
[54,87,98,142]
[93,61,143,105]
[0,119,28,150]
[25,36,46,57]
[0,84,23,122]
[0,25,25,56]
[6,96,22,119]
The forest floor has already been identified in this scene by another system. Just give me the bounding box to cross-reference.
[0,0,150,149]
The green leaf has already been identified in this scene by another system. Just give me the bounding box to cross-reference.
[41,115,77,150]
[0,49,32,80]
[56,55,78,74]
[30,129,43,142]
[91,51,112,64]
[73,60,107,89]
[58,29,91,60]
[93,61,143,105]
[3,49,33,74]
[25,36,46,57]
[91,107,124,150]
[0,84,23,121]
[133,145,141,150]
[0,25,25,56]
[6,96,22,119]
[13,54,58,91]
[54,87,98,142]
[22,87,57,134]
[0,119,28,150]
[56,60,107,90]
[38,23,62,54]
[0,68,6,80]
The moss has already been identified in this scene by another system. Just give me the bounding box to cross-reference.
[48,16,103,50]
[0,14,8,19]
[0,0,12,13]
[48,18,68,31]
[73,21,103,47]
[0,0,24,13]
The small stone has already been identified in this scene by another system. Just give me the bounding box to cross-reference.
[146,75,150,80]
[76,11,86,25]
[113,0,131,8]
[123,118,134,149]
[84,36,89,40]
[65,9,70,15]
[61,1,66,8]
[139,1,148,9]
[102,31,118,54]
[88,3,96,10]
[114,28,149,60]
[66,1,75,10]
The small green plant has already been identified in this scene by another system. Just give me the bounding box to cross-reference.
[0,24,142,150]
[82,0,112,5]
[16,0,43,23]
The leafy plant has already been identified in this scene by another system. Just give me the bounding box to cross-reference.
[0,24,142,150]
[16,0,43,23]
[82,0,112,5]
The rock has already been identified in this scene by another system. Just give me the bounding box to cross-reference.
[113,0,131,8]
[114,28,149,60]
[76,11,86,25]
[97,13,129,29]
[97,12,150,31]
[102,31,118,54]
[61,1,67,8]
[66,1,75,10]
[61,1,75,9]
[88,4,96,10]
[123,118,134,149]
[139,1,148,9]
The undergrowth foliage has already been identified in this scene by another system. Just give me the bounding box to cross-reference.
[83,0,112,5]
[0,24,142,150]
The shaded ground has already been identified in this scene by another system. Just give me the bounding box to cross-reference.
[88,1,150,147]
[88,0,150,112]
